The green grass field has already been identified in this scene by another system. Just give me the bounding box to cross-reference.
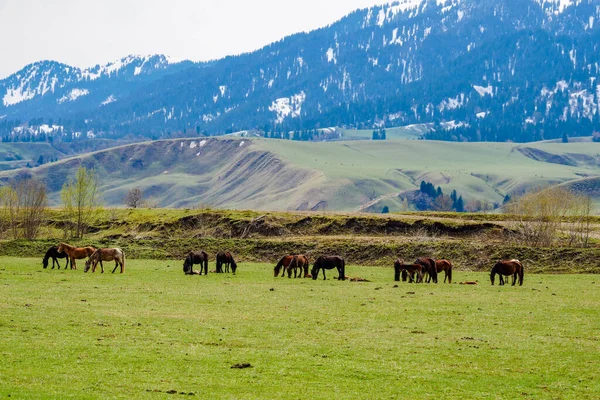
[1,258,598,399]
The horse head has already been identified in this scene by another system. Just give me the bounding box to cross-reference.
[273,264,281,277]
[231,259,237,274]
[57,243,65,253]
[311,258,321,280]
[490,266,496,285]
[84,258,92,273]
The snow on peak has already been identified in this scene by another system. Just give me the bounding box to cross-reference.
[269,92,306,124]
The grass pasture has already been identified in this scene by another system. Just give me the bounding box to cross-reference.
[1,258,598,399]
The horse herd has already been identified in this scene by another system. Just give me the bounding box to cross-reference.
[42,244,525,286]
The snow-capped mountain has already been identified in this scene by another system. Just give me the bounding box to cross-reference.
[2,0,600,143]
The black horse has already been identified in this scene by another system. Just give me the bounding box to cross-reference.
[216,251,237,274]
[415,257,438,283]
[311,256,345,281]
[183,251,209,275]
[42,246,70,269]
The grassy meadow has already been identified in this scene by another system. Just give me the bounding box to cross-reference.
[1,257,599,399]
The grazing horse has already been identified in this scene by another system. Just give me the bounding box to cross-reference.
[42,246,70,270]
[274,255,309,278]
[183,250,208,275]
[415,257,438,283]
[287,255,309,278]
[57,243,96,270]
[84,248,126,273]
[394,259,424,283]
[274,255,294,277]
[216,251,237,274]
[490,259,524,286]
[434,259,453,284]
[311,256,345,281]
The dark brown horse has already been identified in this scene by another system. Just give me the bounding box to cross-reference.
[184,250,208,275]
[274,255,309,278]
[415,257,438,283]
[491,259,524,286]
[394,259,424,283]
[216,251,237,274]
[84,248,126,273]
[434,259,453,284]
[287,255,309,278]
[42,246,70,269]
[57,243,96,270]
[311,256,345,281]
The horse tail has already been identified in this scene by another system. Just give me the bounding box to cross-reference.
[519,262,524,285]
[447,262,453,284]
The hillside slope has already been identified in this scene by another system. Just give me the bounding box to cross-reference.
[1,138,598,211]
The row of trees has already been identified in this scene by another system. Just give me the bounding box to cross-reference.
[414,181,465,212]
[0,167,148,240]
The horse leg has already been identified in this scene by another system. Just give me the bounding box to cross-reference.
[512,272,517,286]
[322,269,326,280]
[112,261,119,273]
[99,260,105,273]
[71,257,77,270]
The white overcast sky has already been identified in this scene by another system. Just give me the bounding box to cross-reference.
[0,0,389,78]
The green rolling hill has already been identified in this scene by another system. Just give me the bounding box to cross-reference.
[1,137,599,212]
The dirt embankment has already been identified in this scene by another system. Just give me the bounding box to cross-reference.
[2,210,598,273]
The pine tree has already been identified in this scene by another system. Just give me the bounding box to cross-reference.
[455,196,464,212]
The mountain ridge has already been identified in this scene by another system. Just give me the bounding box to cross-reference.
[2,0,600,143]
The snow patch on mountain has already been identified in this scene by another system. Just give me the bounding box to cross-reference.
[269,92,306,123]
[101,95,116,106]
[535,0,578,16]
[58,88,89,104]
[473,84,494,97]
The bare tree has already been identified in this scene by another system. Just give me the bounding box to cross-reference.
[124,188,143,208]
[506,187,586,247]
[61,166,102,238]
[15,179,48,239]
[0,186,18,239]
[0,180,48,239]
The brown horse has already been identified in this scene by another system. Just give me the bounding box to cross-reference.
[84,248,126,273]
[216,251,237,274]
[490,259,524,286]
[287,255,309,278]
[274,255,309,278]
[184,250,208,275]
[42,246,70,269]
[434,259,453,283]
[57,243,96,270]
[274,255,294,277]
[415,257,438,283]
[311,256,345,281]
[394,259,424,283]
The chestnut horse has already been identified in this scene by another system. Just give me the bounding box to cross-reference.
[42,246,70,270]
[274,255,294,277]
[490,259,524,286]
[84,248,126,273]
[287,255,309,278]
[394,259,424,283]
[311,256,345,281]
[415,257,438,283]
[57,243,96,270]
[216,251,237,274]
[183,250,208,275]
[433,259,453,284]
